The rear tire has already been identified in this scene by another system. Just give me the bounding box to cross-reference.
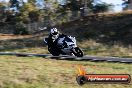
[72,47,83,57]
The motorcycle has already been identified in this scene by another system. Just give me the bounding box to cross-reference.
[44,36,83,57]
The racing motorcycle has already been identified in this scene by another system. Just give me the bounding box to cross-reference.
[44,36,83,57]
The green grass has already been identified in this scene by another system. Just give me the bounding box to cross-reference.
[0,55,131,88]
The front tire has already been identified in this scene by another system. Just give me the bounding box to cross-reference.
[72,47,83,57]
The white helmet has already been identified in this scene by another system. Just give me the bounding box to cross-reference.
[50,28,59,35]
[50,28,59,40]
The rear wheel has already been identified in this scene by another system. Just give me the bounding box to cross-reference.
[72,47,83,57]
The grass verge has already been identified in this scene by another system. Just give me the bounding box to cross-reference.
[5,39,132,58]
[0,55,131,88]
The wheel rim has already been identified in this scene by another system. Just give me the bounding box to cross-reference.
[73,47,83,57]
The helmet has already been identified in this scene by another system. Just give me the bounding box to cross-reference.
[50,28,59,35]
[50,28,59,40]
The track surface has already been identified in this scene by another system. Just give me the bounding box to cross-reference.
[0,52,132,63]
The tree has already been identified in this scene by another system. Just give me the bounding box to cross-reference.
[66,0,94,11]
[122,0,131,10]
[0,2,6,23]
[28,0,36,3]
[92,2,113,13]
[9,0,19,8]
[0,2,6,16]
[19,2,39,23]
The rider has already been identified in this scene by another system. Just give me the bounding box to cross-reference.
[47,28,67,49]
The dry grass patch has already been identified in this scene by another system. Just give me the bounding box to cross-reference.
[0,56,131,88]
[0,34,32,40]
[78,39,132,58]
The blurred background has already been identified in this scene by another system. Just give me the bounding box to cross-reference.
[0,0,132,57]
[0,0,131,34]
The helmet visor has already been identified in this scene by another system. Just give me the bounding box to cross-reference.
[52,32,58,35]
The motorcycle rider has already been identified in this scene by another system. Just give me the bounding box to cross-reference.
[47,28,67,51]
[45,28,83,57]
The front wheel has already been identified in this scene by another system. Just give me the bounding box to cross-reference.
[72,47,83,57]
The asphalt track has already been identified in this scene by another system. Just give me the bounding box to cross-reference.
[0,52,132,63]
